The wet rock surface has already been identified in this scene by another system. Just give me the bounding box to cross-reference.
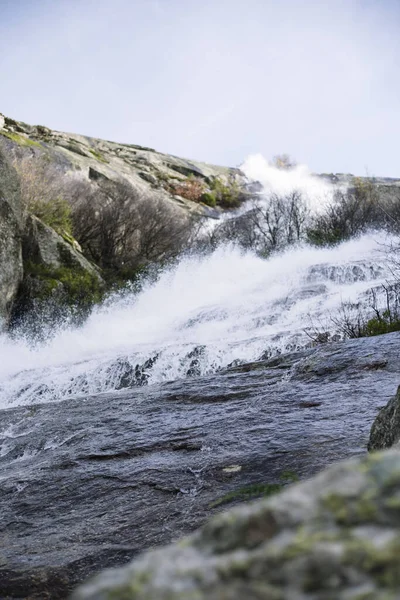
[368,384,400,451]
[73,449,400,600]
[0,333,400,597]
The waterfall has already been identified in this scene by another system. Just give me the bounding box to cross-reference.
[0,232,393,408]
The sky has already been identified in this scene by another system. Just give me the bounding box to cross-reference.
[0,0,399,176]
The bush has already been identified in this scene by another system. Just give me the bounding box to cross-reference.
[24,261,104,309]
[208,191,307,255]
[29,195,72,235]
[170,175,243,209]
[70,179,199,278]
[13,156,73,235]
[209,177,241,209]
[363,313,400,336]
[306,181,385,247]
[308,285,400,343]
[200,191,217,207]
[171,176,206,202]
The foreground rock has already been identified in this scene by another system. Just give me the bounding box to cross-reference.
[73,448,400,600]
[1,333,400,598]
[0,147,22,327]
[368,384,400,451]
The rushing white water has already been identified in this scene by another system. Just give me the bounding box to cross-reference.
[0,232,394,408]
[241,154,338,211]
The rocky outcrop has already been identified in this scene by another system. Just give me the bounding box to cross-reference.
[73,448,400,600]
[0,147,23,328]
[0,112,248,217]
[368,385,400,451]
[11,215,104,328]
[22,214,102,276]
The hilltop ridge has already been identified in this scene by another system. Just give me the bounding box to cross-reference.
[0,112,246,216]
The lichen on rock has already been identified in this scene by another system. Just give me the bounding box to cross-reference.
[368,385,400,451]
[72,450,400,600]
[11,215,104,330]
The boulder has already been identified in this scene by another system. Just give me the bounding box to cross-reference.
[11,215,104,329]
[73,449,400,600]
[368,385,400,451]
[0,146,23,328]
[22,214,101,276]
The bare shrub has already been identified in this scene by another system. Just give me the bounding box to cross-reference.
[70,179,198,278]
[171,177,206,202]
[306,284,400,345]
[306,181,387,247]
[210,191,308,255]
[13,156,72,235]
[171,175,244,209]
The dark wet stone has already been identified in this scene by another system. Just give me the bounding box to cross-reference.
[1,332,400,597]
[368,384,400,451]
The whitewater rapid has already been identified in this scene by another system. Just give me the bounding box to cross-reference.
[0,232,393,408]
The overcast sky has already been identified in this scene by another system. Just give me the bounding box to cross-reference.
[0,0,399,175]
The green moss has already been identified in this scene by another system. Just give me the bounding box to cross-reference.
[210,470,298,509]
[279,470,299,483]
[210,483,282,508]
[384,496,400,510]
[89,148,109,163]
[200,191,217,207]
[209,177,242,209]
[30,197,73,236]
[344,536,400,587]
[323,490,378,524]
[0,130,42,148]
[25,261,104,309]
[281,528,342,560]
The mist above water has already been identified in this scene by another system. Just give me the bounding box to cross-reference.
[241,154,338,211]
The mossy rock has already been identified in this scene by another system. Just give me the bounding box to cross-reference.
[0,147,23,325]
[12,215,104,330]
[73,450,400,600]
[368,385,400,451]
[0,130,42,148]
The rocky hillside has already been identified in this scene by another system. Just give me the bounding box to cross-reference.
[2,111,400,332]
[0,112,253,329]
[0,112,245,216]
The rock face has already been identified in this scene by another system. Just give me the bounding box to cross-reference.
[368,385,400,451]
[1,333,400,598]
[22,214,102,276]
[11,215,104,328]
[0,147,23,327]
[73,449,400,600]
